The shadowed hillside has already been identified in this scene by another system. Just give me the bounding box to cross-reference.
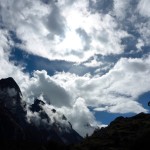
[72,112,150,150]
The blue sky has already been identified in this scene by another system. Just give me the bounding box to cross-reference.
[0,0,150,136]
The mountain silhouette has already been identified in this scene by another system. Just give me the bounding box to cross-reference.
[0,77,150,150]
[0,77,82,150]
[72,112,150,150]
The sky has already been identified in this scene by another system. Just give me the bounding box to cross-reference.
[0,0,150,137]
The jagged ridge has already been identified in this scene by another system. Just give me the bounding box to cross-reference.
[1,77,150,150]
[0,77,82,149]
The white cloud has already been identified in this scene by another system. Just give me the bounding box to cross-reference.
[0,26,149,136]
[135,21,150,47]
[0,29,100,136]
[57,97,99,137]
[113,0,150,49]
[136,39,144,51]
[22,70,73,107]
[0,0,129,62]
[52,57,150,114]
[113,0,131,19]
[84,57,103,67]
[1,0,150,138]
[13,56,149,135]
[137,0,150,17]
[0,29,29,86]
[20,70,102,136]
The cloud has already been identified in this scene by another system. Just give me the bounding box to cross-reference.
[20,70,102,136]
[112,0,150,51]
[135,21,150,47]
[52,56,150,114]
[83,56,103,67]
[0,29,100,136]
[137,0,150,17]
[44,1,66,36]
[0,26,149,137]
[0,0,129,62]
[113,0,131,20]
[1,0,150,138]
[58,97,100,136]
[89,0,114,14]
[0,29,29,86]
[76,28,91,51]
[22,70,73,107]
[10,55,149,135]
[136,38,144,51]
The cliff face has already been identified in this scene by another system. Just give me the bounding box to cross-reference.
[0,77,24,115]
[72,112,150,150]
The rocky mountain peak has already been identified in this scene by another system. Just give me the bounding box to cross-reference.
[0,77,22,94]
[0,77,25,118]
[30,99,45,113]
[0,77,83,148]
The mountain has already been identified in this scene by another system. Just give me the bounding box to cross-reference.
[1,77,150,150]
[72,112,150,150]
[28,98,83,145]
[0,77,82,150]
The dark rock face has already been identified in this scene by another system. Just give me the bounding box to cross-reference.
[0,77,22,108]
[0,77,82,150]
[29,98,83,145]
[30,99,45,113]
[0,77,21,93]
[0,77,26,123]
[73,112,150,150]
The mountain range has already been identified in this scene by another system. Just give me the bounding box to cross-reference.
[0,77,82,149]
[0,77,150,150]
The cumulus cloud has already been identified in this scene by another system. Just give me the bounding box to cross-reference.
[58,97,100,136]
[22,70,73,107]
[20,70,101,136]
[5,55,148,135]
[0,29,99,136]
[52,56,150,114]
[0,27,149,136]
